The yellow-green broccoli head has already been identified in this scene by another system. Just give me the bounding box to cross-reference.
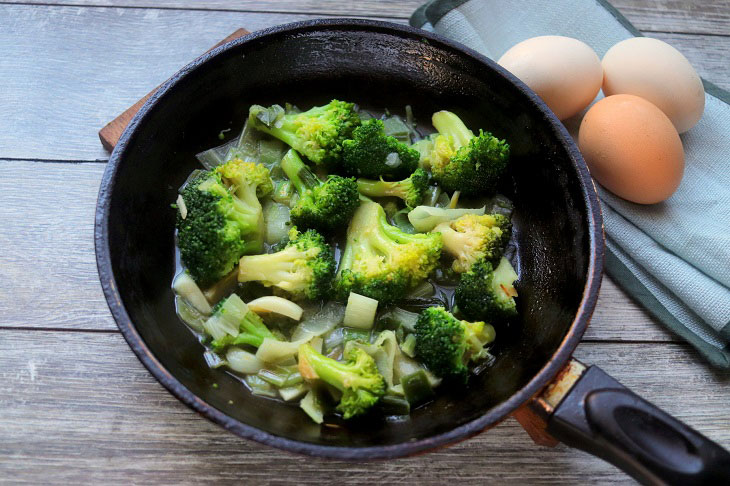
[215,158,274,200]
[435,213,511,273]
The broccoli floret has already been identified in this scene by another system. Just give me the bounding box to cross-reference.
[455,257,519,322]
[356,168,429,209]
[215,158,274,200]
[203,294,277,352]
[248,100,360,166]
[414,306,495,382]
[434,213,511,273]
[238,228,336,300]
[280,149,359,233]
[341,119,420,179]
[176,160,272,287]
[428,111,510,195]
[298,343,385,419]
[336,201,443,303]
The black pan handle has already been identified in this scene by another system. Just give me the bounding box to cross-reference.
[546,365,730,485]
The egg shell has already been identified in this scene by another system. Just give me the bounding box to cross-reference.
[498,36,603,120]
[602,37,705,133]
[578,94,684,204]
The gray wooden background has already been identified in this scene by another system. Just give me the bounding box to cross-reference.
[1,0,728,484]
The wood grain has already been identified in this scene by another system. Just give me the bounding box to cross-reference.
[99,28,250,151]
[0,331,727,484]
[0,6,323,161]
[0,4,727,161]
[0,1,728,483]
[1,0,727,35]
[0,160,678,341]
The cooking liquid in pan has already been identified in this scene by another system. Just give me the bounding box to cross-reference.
[171,124,521,423]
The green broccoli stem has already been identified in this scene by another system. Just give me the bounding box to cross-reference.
[432,111,474,149]
[374,203,428,244]
[356,178,407,200]
[339,202,432,271]
[211,312,275,351]
[299,344,373,393]
[239,312,275,342]
[335,239,355,279]
[355,203,408,253]
[248,106,302,153]
[211,332,264,351]
[281,149,321,194]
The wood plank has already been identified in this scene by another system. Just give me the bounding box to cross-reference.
[0,4,727,161]
[0,161,111,330]
[0,5,322,161]
[1,0,727,35]
[0,331,727,484]
[0,160,679,342]
[611,0,730,35]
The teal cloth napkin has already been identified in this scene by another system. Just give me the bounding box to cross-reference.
[411,0,730,367]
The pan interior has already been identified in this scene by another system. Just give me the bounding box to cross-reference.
[105,24,591,448]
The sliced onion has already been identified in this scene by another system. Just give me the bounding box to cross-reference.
[300,390,324,424]
[226,347,264,374]
[172,272,211,315]
[309,336,324,354]
[448,191,460,209]
[175,296,206,333]
[203,313,237,341]
[279,383,309,402]
[262,200,291,244]
[291,302,345,342]
[255,337,309,364]
[247,296,303,321]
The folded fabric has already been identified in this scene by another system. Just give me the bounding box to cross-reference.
[411,0,730,367]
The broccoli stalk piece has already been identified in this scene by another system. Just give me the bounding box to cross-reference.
[203,294,277,352]
[336,201,443,303]
[248,100,360,166]
[356,168,430,209]
[176,160,273,287]
[298,343,386,419]
[280,149,359,233]
[414,306,496,382]
[434,213,511,273]
[455,257,519,322]
[341,119,420,179]
[428,111,510,195]
[238,228,336,300]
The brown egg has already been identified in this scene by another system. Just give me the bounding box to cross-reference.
[498,36,603,120]
[602,37,705,133]
[578,94,684,204]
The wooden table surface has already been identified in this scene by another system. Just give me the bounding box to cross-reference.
[1,0,728,483]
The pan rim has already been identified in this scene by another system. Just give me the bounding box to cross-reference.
[94,17,604,460]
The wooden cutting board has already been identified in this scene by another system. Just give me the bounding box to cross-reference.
[98,28,250,152]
